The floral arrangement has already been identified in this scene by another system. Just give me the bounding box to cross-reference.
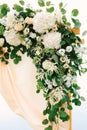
[0,0,87,130]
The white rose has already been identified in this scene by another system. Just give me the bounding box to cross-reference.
[66,46,72,52]
[43,32,61,49]
[42,60,57,71]
[58,49,65,56]
[49,87,64,105]
[4,29,23,46]
[30,32,36,38]
[0,38,4,46]
[33,12,56,33]
[63,63,69,69]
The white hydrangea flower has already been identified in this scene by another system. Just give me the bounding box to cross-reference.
[4,29,23,46]
[42,60,57,72]
[33,12,56,33]
[43,32,61,49]
[66,46,72,52]
[5,14,17,29]
[0,38,4,46]
[64,74,77,87]
[49,87,64,105]
[58,49,65,56]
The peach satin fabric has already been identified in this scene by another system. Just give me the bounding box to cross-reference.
[0,54,72,130]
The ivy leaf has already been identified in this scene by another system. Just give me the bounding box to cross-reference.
[46,7,54,13]
[42,119,48,125]
[19,0,25,5]
[46,1,51,6]
[72,9,79,17]
[45,125,52,130]
[38,0,45,7]
[59,2,63,8]
[13,4,23,12]
[0,4,10,18]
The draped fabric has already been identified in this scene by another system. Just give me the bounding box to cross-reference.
[0,54,72,130]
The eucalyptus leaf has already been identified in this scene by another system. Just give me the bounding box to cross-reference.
[72,9,79,17]
[0,4,10,18]
[82,30,87,36]
[59,2,63,8]
[13,4,23,12]
[19,0,25,5]
[46,7,54,13]
[61,8,66,14]
[38,0,45,7]
[80,96,86,101]
[46,1,51,6]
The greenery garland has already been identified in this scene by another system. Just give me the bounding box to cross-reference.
[0,0,87,130]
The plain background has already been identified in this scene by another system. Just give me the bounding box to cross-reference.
[0,0,87,130]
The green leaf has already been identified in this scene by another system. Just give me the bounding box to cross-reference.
[46,7,54,13]
[72,9,79,17]
[80,96,86,101]
[72,84,80,90]
[0,4,10,18]
[0,25,5,35]
[73,99,81,106]
[59,2,63,8]
[4,53,9,59]
[67,104,73,110]
[62,15,67,23]
[37,79,44,88]
[13,4,23,12]
[61,8,66,14]
[45,125,52,130]
[52,55,58,63]
[46,1,51,6]
[13,56,22,64]
[82,30,87,36]
[42,119,48,125]
[60,41,66,45]
[38,0,45,7]
[72,18,81,28]
[19,0,25,5]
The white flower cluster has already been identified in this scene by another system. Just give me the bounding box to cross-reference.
[64,74,77,87]
[42,60,57,72]
[49,87,64,105]
[4,29,23,46]
[33,12,56,33]
[43,32,61,49]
